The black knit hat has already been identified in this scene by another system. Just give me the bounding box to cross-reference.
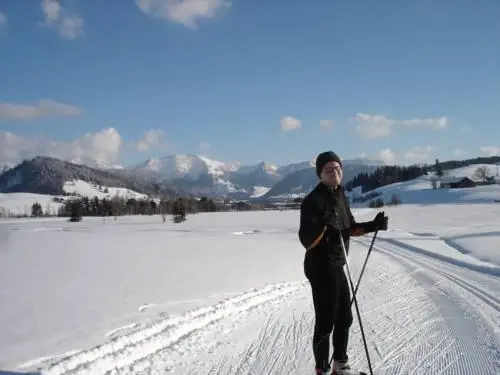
[315,151,342,177]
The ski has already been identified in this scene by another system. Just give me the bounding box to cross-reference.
[315,369,368,375]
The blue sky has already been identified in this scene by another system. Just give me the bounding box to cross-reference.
[0,0,499,168]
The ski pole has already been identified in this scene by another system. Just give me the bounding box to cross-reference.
[350,230,378,307]
[329,232,378,367]
[329,216,373,375]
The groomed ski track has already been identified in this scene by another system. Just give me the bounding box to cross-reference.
[29,230,500,375]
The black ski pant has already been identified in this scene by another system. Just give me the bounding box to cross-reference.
[304,254,353,370]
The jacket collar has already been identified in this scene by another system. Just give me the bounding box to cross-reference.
[317,181,343,193]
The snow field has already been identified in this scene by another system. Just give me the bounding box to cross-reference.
[0,205,499,374]
[351,163,500,206]
[0,180,151,218]
[0,193,64,217]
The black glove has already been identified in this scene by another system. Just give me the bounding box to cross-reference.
[372,211,388,231]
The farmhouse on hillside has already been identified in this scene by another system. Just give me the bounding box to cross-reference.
[439,176,475,189]
[439,175,499,188]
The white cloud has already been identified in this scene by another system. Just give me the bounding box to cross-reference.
[400,116,448,129]
[480,146,500,157]
[0,128,122,169]
[320,119,334,130]
[354,113,449,139]
[41,0,84,39]
[0,99,81,121]
[378,148,396,164]
[135,0,230,29]
[135,129,166,152]
[372,145,435,165]
[280,116,301,131]
[355,113,393,139]
[453,149,467,158]
[0,12,7,28]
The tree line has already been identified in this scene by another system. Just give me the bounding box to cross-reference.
[345,164,430,193]
[27,195,226,219]
[2,194,301,220]
[344,156,500,194]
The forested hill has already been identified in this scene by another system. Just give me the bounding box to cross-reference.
[345,155,500,194]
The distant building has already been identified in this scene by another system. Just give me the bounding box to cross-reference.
[439,176,475,189]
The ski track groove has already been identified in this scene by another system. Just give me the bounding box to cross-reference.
[39,281,306,375]
[381,238,500,302]
[359,237,500,375]
[371,237,500,325]
[30,230,500,375]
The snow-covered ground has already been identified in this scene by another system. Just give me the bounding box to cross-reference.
[352,165,500,205]
[0,193,64,217]
[249,186,271,198]
[354,176,500,205]
[443,163,499,179]
[0,180,150,217]
[0,204,499,375]
[62,180,149,201]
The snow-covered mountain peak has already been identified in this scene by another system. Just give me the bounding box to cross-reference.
[70,157,123,170]
[261,161,279,173]
[129,154,237,180]
[198,155,239,175]
[124,153,388,199]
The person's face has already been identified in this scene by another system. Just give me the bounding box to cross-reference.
[320,161,342,187]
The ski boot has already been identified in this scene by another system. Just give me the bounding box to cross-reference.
[315,367,331,375]
[331,360,367,375]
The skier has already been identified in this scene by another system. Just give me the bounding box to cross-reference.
[298,151,388,375]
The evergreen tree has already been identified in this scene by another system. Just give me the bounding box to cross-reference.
[435,159,443,177]
[69,200,82,222]
[172,197,187,223]
[31,202,43,217]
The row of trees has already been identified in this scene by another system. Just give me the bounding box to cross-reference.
[343,158,490,193]
[345,164,429,193]
[24,195,268,221]
[31,196,223,219]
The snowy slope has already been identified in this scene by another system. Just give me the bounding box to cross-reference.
[62,180,149,200]
[0,205,499,374]
[249,186,271,198]
[0,180,150,217]
[0,193,64,217]
[353,164,500,205]
[442,163,499,179]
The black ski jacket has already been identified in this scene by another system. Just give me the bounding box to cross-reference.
[298,182,375,266]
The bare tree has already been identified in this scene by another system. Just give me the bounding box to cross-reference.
[474,166,490,181]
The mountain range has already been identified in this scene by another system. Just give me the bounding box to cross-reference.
[123,155,384,199]
[0,154,385,200]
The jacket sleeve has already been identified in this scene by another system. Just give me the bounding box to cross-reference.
[298,196,327,250]
[343,191,375,237]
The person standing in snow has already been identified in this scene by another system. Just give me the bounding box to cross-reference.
[298,151,388,375]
